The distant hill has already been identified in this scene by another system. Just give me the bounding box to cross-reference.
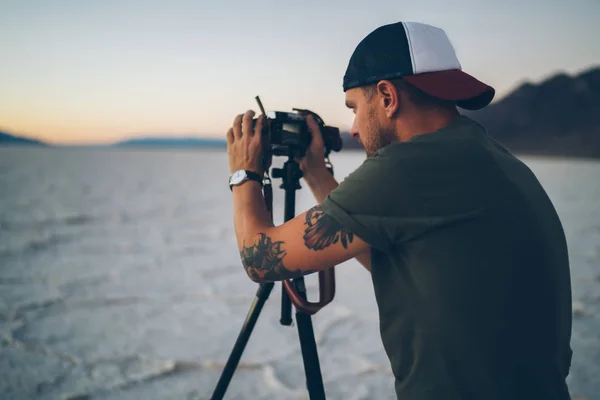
[463,66,600,158]
[0,131,47,146]
[113,137,226,148]
[340,131,360,150]
[0,131,227,149]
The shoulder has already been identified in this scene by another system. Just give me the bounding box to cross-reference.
[326,152,403,205]
[380,116,491,167]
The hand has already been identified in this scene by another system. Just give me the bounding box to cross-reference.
[295,114,327,175]
[226,110,265,175]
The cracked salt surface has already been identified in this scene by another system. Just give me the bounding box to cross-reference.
[0,148,598,399]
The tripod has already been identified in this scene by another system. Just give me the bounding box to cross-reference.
[211,151,336,400]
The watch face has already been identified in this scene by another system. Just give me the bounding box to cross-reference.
[230,170,247,185]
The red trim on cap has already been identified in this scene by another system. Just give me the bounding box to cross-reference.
[402,69,495,110]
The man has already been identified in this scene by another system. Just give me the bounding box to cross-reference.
[226,21,573,399]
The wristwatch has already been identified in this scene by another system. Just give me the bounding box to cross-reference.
[229,170,263,191]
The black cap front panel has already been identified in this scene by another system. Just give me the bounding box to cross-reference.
[343,22,414,92]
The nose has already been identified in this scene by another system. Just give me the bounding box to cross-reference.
[350,118,359,139]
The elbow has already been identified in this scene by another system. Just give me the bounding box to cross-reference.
[243,264,272,284]
[243,265,260,283]
[247,271,263,284]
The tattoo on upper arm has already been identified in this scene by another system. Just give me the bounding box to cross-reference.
[240,233,311,281]
[239,205,352,281]
[303,205,354,251]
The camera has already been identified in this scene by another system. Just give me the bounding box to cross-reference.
[251,97,342,162]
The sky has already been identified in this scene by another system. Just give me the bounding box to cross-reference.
[0,0,599,145]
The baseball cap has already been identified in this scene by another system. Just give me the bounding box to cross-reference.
[343,21,495,110]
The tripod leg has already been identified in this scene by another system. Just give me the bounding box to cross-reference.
[293,277,326,399]
[211,282,274,400]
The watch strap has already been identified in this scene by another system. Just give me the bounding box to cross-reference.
[244,170,262,183]
[229,170,263,191]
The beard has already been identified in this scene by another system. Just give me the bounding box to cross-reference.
[361,106,394,158]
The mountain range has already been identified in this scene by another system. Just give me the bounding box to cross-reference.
[464,66,600,158]
[2,66,599,158]
[114,137,226,148]
[0,132,47,146]
[0,133,227,149]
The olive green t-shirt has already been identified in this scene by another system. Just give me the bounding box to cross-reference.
[321,116,572,400]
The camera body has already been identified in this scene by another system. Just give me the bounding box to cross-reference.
[254,110,342,160]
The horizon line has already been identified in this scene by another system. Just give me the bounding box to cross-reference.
[2,63,598,145]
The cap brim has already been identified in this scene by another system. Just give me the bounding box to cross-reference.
[402,69,495,110]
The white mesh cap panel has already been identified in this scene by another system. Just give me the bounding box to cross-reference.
[402,22,462,74]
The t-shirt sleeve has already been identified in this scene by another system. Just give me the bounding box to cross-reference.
[320,154,403,253]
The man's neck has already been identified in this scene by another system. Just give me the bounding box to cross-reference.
[396,107,460,142]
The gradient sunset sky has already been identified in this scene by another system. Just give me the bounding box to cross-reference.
[1,0,598,144]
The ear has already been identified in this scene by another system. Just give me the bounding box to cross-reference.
[376,80,400,118]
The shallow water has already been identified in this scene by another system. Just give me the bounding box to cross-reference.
[0,147,598,399]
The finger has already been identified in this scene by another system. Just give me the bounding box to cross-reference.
[242,110,255,137]
[250,116,265,160]
[226,128,234,145]
[233,114,243,139]
[253,115,264,142]
[306,115,324,146]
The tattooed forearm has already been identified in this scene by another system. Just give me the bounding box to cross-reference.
[240,233,308,282]
[303,205,354,250]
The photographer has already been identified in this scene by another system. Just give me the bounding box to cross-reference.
[226,21,572,400]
